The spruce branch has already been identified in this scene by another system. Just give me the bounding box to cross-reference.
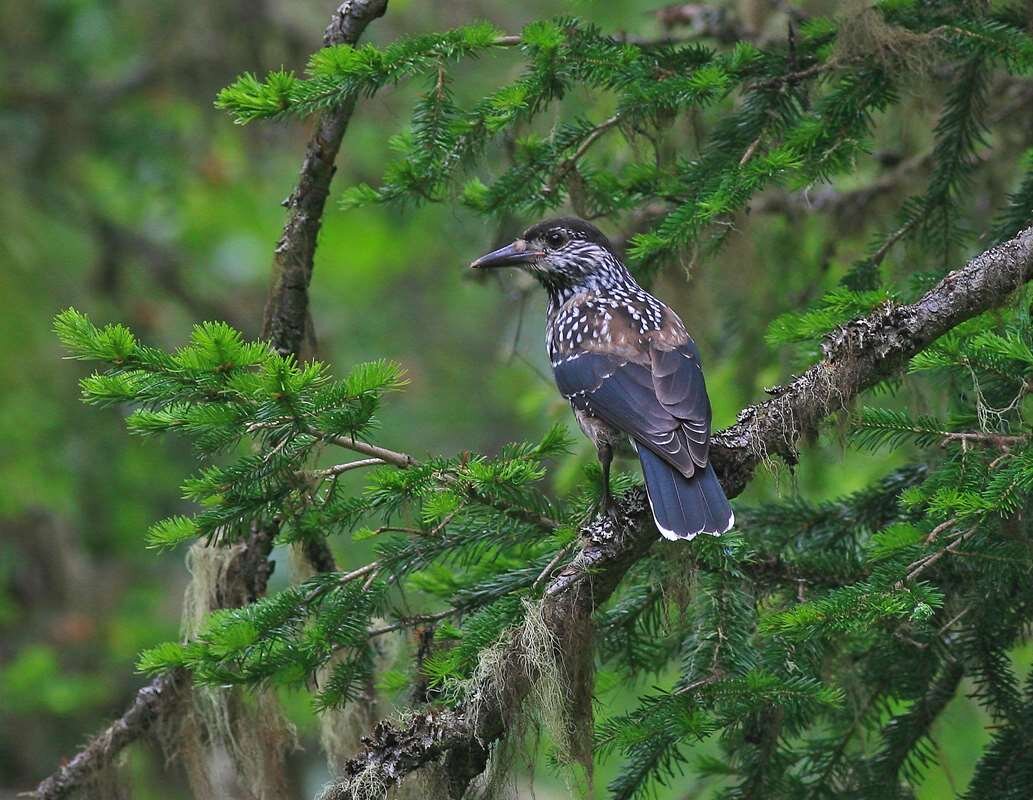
[714,226,1033,494]
[328,227,1033,797]
[328,432,560,530]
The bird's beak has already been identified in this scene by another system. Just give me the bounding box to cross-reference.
[469,239,543,269]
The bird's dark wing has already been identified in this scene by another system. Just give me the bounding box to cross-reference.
[553,341,711,478]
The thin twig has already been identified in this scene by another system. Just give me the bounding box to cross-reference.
[532,543,576,590]
[301,560,381,604]
[674,672,724,695]
[544,114,621,194]
[870,217,919,267]
[428,509,459,537]
[926,517,957,544]
[370,525,424,536]
[368,608,457,637]
[940,431,1027,447]
[739,134,763,166]
[310,457,385,479]
[340,561,379,584]
[752,61,829,91]
[905,527,978,583]
[937,606,972,637]
[331,434,414,468]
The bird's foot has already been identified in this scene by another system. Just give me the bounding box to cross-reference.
[595,493,620,526]
[583,495,622,543]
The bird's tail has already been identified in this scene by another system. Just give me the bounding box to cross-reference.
[638,447,734,540]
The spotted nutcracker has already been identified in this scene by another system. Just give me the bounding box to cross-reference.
[471,217,734,540]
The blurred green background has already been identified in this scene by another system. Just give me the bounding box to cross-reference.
[2,1,1021,797]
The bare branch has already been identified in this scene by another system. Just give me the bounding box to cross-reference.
[30,521,278,800]
[368,609,457,638]
[30,673,184,800]
[262,0,389,358]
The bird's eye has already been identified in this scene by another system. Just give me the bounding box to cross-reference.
[545,231,566,248]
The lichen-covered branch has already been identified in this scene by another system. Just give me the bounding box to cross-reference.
[329,226,1033,798]
[711,225,1033,495]
[30,522,277,799]
[30,673,183,800]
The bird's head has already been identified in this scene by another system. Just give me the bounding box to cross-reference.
[470,217,625,292]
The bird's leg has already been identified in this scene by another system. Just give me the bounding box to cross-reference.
[597,441,615,518]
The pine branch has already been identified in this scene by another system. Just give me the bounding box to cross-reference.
[328,228,1033,797]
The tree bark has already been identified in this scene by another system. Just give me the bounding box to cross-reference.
[262,0,388,358]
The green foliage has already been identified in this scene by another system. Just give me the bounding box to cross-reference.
[766,287,894,346]
[59,288,1033,795]
[215,22,505,123]
[54,309,411,546]
[422,594,526,695]
[214,5,1033,280]
[139,574,389,709]
[57,310,576,713]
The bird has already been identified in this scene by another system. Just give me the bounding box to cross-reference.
[470,217,733,540]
